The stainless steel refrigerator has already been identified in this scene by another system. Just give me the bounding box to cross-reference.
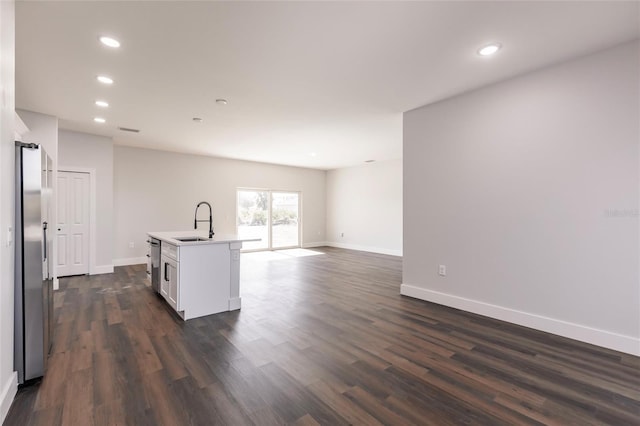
[14,141,54,385]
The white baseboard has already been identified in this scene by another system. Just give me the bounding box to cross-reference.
[93,264,115,274]
[302,241,328,248]
[325,241,402,257]
[0,372,17,424]
[400,283,640,356]
[112,257,145,267]
[53,277,59,291]
[229,297,241,311]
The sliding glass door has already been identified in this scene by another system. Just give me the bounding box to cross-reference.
[237,190,269,250]
[237,189,300,251]
[271,192,299,249]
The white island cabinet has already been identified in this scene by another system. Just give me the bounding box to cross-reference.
[148,231,256,320]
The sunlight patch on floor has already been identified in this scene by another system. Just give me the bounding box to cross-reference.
[280,248,324,257]
[243,248,325,261]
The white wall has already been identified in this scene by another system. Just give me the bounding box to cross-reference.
[0,1,16,422]
[402,41,639,355]
[16,110,57,165]
[58,129,114,273]
[326,159,402,256]
[114,146,326,263]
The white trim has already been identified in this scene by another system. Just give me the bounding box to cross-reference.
[229,297,241,311]
[0,372,18,424]
[325,241,402,257]
[113,257,145,267]
[58,167,96,275]
[53,277,59,291]
[302,241,328,248]
[400,283,640,356]
[94,264,115,274]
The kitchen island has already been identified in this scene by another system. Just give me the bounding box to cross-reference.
[147,231,257,320]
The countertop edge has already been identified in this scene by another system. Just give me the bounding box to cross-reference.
[148,231,260,246]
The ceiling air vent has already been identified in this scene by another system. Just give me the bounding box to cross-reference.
[118,127,140,133]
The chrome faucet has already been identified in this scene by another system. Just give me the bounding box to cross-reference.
[194,201,214,238]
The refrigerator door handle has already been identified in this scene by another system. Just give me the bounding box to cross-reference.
[42,221,48,261]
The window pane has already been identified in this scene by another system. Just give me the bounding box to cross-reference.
[237,190,269,250]
[271,192,299,248]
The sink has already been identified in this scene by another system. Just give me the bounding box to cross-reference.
[173,237,210,242]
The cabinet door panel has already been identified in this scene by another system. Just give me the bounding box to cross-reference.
[160,256,170,299]
[168,263,178,309]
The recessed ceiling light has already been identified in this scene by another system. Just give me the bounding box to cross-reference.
[192,117,203,123]
[94,117,106,123]
[478,43,502,56]
[97,75,113,85]
[216,99,228,105]
[95,100,109,108]
[99,36,120,48]
[310,152,317,157]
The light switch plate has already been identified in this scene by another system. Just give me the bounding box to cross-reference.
[438,265,446,276]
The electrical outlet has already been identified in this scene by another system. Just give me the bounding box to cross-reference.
[129,242,135,248]
[438,265,446,276]
[340,232,344,238]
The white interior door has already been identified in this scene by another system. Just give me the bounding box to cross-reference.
[56,171,90,276]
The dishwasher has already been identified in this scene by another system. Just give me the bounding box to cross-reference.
[149,238,161,293]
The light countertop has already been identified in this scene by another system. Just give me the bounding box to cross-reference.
[148,231,260,246]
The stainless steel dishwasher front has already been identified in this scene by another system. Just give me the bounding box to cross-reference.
[150,237,161,293]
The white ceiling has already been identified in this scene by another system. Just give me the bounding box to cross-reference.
[16,1,639,170]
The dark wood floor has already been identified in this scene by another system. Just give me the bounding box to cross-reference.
[4,247,640,425]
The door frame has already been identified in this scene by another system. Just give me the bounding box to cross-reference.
[57,167,96,277]
[236,188,302,252]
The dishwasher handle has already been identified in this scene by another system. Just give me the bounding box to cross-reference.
[42,222,48,261]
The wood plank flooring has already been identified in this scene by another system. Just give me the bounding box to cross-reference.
[5,247,640,425]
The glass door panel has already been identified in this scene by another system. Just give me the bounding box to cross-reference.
[271,192,299,248]
[237,190,269,250]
